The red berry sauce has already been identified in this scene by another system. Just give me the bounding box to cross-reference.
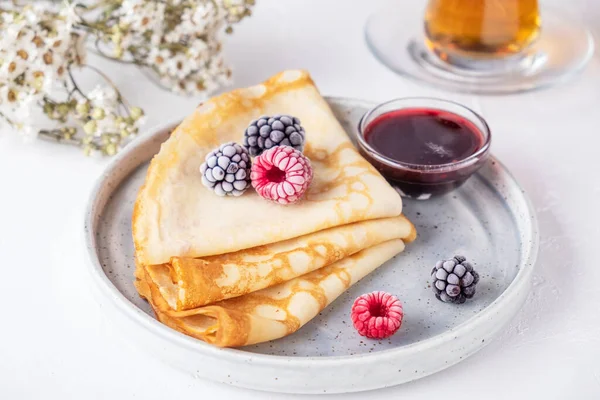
[360,108,490,198]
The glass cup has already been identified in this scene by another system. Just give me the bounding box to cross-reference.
[363,1,594,94]
[424,0,541,70]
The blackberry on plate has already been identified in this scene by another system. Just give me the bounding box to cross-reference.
[431,255,479,304]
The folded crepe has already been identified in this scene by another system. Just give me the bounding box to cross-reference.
[133,69,404,266]
[136,239,407,347]
[147,215,415,311]
[133,70,416,347]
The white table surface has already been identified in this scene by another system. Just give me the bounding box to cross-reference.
[2,0,600,398]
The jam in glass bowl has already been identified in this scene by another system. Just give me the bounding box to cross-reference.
[356,98,492,199]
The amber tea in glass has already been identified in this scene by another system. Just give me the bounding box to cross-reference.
[424,0,541,65]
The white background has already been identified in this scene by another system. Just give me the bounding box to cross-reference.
[2,0,600,398]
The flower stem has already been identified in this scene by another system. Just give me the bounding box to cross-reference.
[67,64,89,101]
[0,111,15,127]
[81,63,132,112]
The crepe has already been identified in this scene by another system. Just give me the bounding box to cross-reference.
[133,69,404,266]
[146,215,415,311]
[133,69,417,348]
[136,239,406,347]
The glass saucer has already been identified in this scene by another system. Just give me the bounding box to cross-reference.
[364,5,595,95]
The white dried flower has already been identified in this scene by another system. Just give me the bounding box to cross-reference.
[16,123,39,143]
[118,0,165,48]
[93,0,253,96]
[59,1,82,30]
[0,0,251,155]
[75,84,142,146]
[0,1,144,156]
[88,85,120,111]
[0,1,87,129]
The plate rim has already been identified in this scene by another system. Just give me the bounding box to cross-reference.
[83,96,540,368]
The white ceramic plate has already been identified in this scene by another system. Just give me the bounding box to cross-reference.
[84,97,539,394]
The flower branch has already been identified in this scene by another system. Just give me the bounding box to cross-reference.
[0,0,254,156]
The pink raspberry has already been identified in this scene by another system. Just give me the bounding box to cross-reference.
[250,145,313,205]
[351,291,403,339]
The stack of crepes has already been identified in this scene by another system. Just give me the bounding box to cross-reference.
[133,70,416,348]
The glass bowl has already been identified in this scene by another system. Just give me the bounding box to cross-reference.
[356,98,492,199]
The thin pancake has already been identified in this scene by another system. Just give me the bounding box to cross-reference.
[133,70,403,266]
[146,215,415,310]
[137,239,406,347]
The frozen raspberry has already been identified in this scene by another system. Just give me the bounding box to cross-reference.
[351,291,403,339]
[250,145,313,205]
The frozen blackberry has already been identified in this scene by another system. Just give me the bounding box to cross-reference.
[243,115,306,156]
[200,142,251,196]
[431,255,479,304]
